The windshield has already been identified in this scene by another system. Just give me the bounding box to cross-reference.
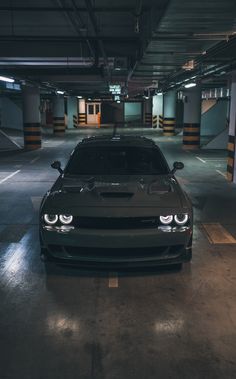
[65,145,169,176]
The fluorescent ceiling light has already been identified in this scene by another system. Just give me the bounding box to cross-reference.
[0,76,15,83]
[77,95,82,98]
[184,82,197,88]
[56,90,64,95]
[157,92,163,96]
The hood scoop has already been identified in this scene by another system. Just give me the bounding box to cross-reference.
[63,185,82,193]
[148,180,172,195]
[100,192,134,199]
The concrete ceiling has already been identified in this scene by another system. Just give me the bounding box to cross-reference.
[0,0,236,97]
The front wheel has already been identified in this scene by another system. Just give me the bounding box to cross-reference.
[184,248,192,262]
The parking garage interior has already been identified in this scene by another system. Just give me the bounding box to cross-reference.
[0,1,236,378]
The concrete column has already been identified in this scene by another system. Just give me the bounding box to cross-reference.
[227,77,236,182]
[183,87,201,149]
[53,95,65,136]
[163,90,176,136]
[78,98,86,125]
[152,94,163,128]
[67,96,78,129]
[22,86,41,150]
[143,98,152,127]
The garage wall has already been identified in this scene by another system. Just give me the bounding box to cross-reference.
[101,102,124,124]
[201,99,229,136]
[124,102,142,124]
[0,96,23,130]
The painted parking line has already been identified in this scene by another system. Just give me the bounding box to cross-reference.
[196,156,227,164]
[202,223,236,244]
[196,156,206,163]
[0,170,21,184]
[216,170,227,178]
[108,272,119,288]
[30,156,40,164]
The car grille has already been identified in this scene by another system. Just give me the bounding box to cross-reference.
[73,217,159,229]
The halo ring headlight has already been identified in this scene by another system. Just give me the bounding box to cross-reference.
[59,215,73,225]
[174,214,188,225]
[160,215,173,225]
[44,214,58,225]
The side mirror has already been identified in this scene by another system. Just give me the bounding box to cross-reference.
[51,160,63,174]
[171,161,184,174]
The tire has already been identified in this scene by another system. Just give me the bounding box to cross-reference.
[185,235,193,261]
[185,248,192,262]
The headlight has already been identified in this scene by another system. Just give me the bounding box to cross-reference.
[174,214,188,225]
[160,215,173,225]
[44,214,58,225]
[59,215,73,225]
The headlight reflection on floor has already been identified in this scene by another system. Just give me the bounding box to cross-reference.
[155,319,184,333]
[47,314,80,335]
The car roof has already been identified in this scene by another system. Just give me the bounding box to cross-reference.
[78,135,157,148]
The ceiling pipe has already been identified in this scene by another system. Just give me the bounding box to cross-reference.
[134,0,143,33]
[160,60,236,92]
[84,0,109,73]
[0,6,153,13]
[54,0,95,61]
[158,35,236,91]
[127,0,171,87]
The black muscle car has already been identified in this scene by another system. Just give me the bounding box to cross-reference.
[40,135,193,267]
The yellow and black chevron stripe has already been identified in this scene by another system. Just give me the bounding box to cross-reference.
[53,117,65,135]
[183,123,200,149]
[152,115,158,128]
[227,135,235,181]
[163,117,175,136]
[159,115,163,128]
[24,123,41,150]
[79,113,86,125]
[73,114,78,128]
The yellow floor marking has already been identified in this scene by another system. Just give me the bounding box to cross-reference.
[202,223,236,244]
[108,272,119,288]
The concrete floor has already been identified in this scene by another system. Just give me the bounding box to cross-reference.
[0,128,236,379]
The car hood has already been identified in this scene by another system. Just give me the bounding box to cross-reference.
[43,175,185,213]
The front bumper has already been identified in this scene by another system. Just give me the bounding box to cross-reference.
[40,225,192,266]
